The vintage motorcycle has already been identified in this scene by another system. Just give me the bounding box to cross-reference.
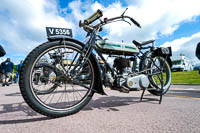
[19,9,172,118]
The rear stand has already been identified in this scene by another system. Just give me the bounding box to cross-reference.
[140,67,165,104]
[140,81,164,104]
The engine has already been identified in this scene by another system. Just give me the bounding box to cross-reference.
[113,57,131,74]
[111,57,149,90]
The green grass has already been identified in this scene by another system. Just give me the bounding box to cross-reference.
[171,70,200,84]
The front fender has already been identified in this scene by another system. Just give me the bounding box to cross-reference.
[47,35,106,95]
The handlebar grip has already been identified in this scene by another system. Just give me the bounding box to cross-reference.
[84,9,103,25]
[130,18,141,28]
[79,20,84,27]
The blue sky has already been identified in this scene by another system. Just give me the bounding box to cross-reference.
[0,0,200,65]
[156,16,200,45]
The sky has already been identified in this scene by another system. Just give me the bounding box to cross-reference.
[0,0,200,65]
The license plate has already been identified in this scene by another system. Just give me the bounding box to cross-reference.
[161,47,171,55]
[46,27,72,37]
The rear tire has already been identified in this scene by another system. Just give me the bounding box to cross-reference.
[19,41,96,118]
[139,52,171,96]
[147,56,171,96]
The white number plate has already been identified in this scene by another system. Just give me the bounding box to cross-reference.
[46,27,72,37]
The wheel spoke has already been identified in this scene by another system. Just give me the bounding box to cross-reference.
[27,44,94,112]
[146,56,171,95]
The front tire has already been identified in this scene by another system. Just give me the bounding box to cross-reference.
[19,41,96,118]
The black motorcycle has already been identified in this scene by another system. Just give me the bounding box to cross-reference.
[19,9,172,118]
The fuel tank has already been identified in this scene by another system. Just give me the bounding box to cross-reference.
[96,40,139,55]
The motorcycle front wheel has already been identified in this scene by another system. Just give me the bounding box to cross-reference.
[19,41,96,118]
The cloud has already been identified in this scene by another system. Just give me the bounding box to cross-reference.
[161,32,200,65]
[100,0,200,42]
[65,0,200,44]
[1,0,200,64]
[62,1,105,39]
[66,0,200,65]
[0,0,74,63]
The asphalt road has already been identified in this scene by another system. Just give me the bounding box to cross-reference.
[0,84,200,133]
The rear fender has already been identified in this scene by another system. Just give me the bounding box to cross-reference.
[48,36,106,95]
[152,47,172,68]
[139,47,172,71]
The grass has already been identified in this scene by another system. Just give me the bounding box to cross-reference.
[171,70,200,84]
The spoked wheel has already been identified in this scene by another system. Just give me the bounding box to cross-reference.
[147,56,171,96]
[19,41,96,118]
[32,63,59,95]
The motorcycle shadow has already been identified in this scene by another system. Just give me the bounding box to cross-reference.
[0,116,50,125]
[0,102,51,125]
[84,95,160,111]
[0,94,160,125]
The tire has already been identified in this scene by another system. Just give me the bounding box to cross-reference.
[139,52,171,96]
[19,41,96,118]
[147,56,171,96]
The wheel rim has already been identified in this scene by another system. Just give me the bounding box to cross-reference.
[29,45,94,111]
[148,57,171,92]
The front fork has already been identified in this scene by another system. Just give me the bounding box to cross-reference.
[69,33,96,80]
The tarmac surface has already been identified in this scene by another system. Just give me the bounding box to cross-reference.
[0,84,200,133]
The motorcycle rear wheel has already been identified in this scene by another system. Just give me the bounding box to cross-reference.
[147,56,171,96]
[19,41,96,118]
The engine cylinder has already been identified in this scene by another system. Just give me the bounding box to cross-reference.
[113,57,130,74]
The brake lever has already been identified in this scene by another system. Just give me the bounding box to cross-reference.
[123,19,131,26]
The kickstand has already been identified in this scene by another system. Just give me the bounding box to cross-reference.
[140,88,146,102]
[140,86,163,104]
[141,68,164,104]
[158,82,164,104]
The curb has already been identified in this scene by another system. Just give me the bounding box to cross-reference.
[171,84,200,86]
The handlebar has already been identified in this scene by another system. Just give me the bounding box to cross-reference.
[104,16,141,28]
[79,9,141,32]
